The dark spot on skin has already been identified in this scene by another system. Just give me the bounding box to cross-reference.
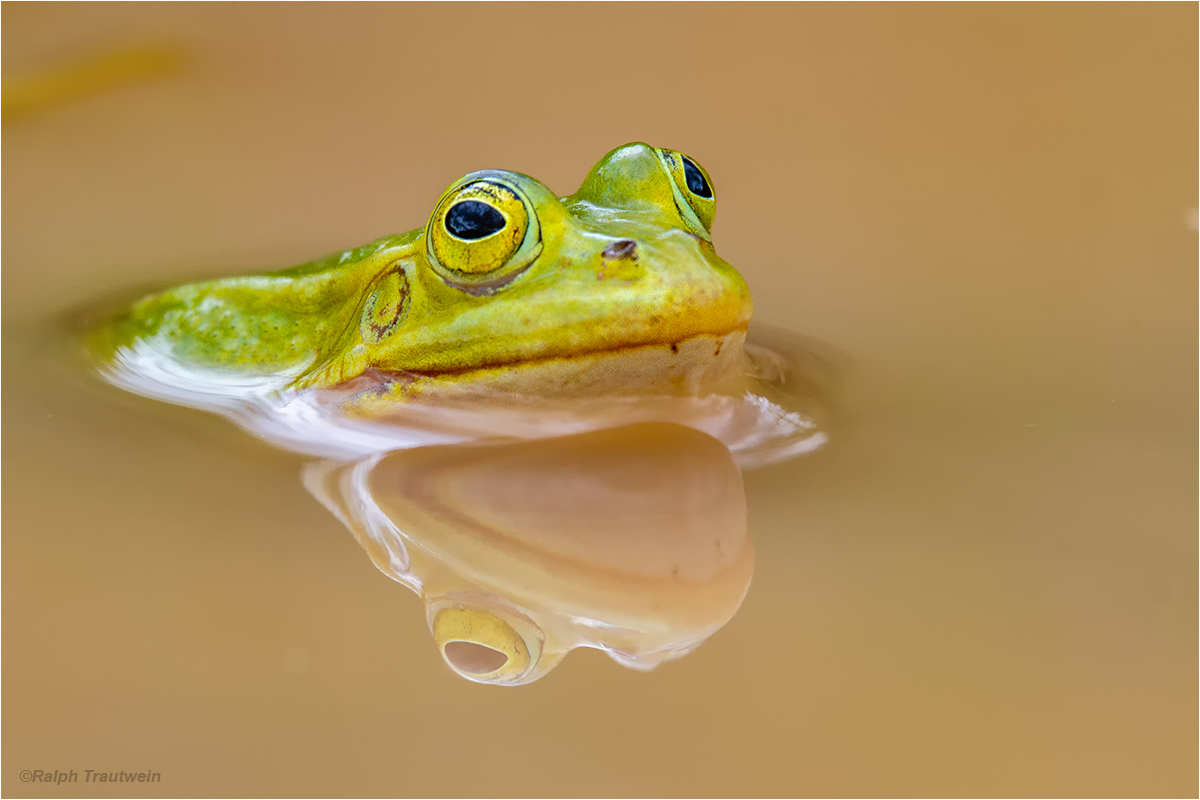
[327,366,392,400]
[360,367,391,392]
[714,341,722,356]
[670,342,679,354]
[602,240,638,261]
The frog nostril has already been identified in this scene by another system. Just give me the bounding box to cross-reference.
[602,239,638,261]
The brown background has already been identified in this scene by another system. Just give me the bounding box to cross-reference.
[3,3,1196,796]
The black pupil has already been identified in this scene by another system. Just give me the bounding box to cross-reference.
[445,200,506,240]
[682,157,713,199]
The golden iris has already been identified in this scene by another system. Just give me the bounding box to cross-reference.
[657,148,717,239]
[427,180,533,281]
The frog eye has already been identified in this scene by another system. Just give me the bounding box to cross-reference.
[426,178,542,293]
[430,604,543,685]
[656,148,717,239]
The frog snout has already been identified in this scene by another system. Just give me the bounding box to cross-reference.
[602,239,638,261]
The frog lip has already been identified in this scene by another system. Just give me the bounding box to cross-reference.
[364,325,748,381]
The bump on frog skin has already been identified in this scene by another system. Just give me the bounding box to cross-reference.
[602,239,638,261]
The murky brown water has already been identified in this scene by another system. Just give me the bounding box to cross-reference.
[3,4,1196,796]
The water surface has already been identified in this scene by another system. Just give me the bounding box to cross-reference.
[3,4,1196,796]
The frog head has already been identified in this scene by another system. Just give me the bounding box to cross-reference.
[351,142,753,399]
[95,143,753,404]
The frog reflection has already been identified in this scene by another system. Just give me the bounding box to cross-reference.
[304,423,752,685]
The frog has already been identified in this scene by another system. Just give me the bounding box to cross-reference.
[89,143,754,410]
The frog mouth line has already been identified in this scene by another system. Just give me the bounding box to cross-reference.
[338,325,748,387]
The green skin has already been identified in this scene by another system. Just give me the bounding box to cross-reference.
[93,143,753,404]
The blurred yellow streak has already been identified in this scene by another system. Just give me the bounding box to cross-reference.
[2,43,186,122]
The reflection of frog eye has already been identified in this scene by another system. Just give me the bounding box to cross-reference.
[429,604,544,685]
[426,178,543,293]
[656,148,717,240]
